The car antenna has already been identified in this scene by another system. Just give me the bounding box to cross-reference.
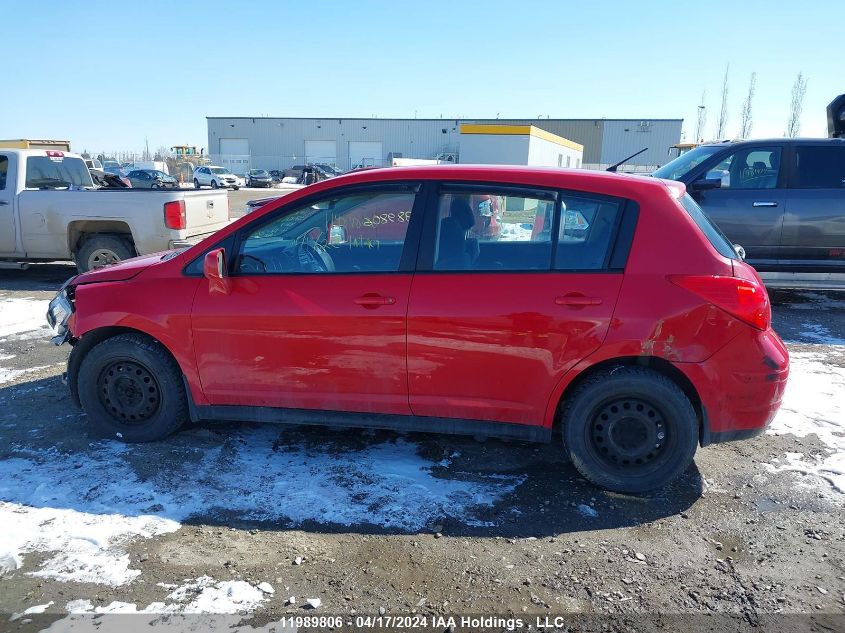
[606,147,648,172]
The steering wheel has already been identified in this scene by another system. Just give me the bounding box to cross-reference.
[238,254,267,274]
[296,240,335,273]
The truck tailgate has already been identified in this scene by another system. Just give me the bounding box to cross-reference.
[183,190,230,234]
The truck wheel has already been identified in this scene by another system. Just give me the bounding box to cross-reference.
[561,367,698,494]
[75,235,135,272]
[77,333,188,442]
[194,178,200,189]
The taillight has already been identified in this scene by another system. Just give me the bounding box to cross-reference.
[669,275,771,330]
[164,200,186,230]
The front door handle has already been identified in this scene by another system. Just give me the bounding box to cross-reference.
[752,201,778,207]
[0,200,8,206]
[354,293,396,308]
[555,295,602,307]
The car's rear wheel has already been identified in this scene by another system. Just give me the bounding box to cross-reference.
[75,235,134,272]
[77,333,188,442]
[194,178,200,189]
[561,367,698,493]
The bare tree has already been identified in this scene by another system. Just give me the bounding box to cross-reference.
[694,91,707,143]
[716,64,729,139]
[739,72,757,138]
[785,71,808,138]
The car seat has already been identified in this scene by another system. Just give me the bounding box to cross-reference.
[436,198,478,269]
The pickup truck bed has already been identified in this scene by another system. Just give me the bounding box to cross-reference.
[0,149,231,271]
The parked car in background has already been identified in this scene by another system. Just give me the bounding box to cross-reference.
[269,170,285,184]
[193,165,239,190]
[653,138,845,288]
[245,169,274,188]
[126,169,179,189]
[51,165,788,493]
[0,148,230,271]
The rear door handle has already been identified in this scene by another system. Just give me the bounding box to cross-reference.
[354,294,396,308]
[555,295,602,306]
[752,201,778,207]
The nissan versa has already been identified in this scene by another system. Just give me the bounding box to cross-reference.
[47,165,789,493]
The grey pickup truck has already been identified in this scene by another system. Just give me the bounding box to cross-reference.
[653,96,845,289]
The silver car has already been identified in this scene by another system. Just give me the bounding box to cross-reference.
[193,165,240,190]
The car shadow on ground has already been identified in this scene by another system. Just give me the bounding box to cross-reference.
[1,375,702,540]
[0,263,76,292]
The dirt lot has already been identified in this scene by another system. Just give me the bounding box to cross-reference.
[0,265,843,631]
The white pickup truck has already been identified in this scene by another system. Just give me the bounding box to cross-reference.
[0,148,230,271]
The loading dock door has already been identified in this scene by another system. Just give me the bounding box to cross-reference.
[219,138,250,174]
[304,140,337,167]
[349,141,383,169]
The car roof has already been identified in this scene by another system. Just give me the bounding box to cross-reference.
[299,164,676,200]
[700,137,845,148]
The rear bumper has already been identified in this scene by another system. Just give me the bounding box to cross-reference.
[679,329,789,446]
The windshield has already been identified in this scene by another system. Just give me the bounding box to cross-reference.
[653,145,724,181]
[210,167,228,174]
[251,170,269,176]
[25,155,93,189]
[151,170,171,178]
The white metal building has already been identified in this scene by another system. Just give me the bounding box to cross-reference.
[458,125,583,168]
[206,116,682,174]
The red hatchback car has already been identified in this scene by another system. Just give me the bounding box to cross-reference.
[47,165,789,493]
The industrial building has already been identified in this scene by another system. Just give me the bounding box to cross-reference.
[206,116,682,175]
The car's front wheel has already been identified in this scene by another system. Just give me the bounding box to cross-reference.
[211,180,219,189]
[194,178,200,189]
[77,333,188,442]
[561,367,698,493]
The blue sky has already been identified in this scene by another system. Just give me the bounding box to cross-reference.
[2,0,838,154]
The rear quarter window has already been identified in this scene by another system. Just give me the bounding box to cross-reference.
[678,193,737,259]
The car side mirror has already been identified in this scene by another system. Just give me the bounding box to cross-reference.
[203,248,230,294]
[690,177,722,191]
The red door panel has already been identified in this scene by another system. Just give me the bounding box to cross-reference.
[407,273,623,425]
[191,274,413,414]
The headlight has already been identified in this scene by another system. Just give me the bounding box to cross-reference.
[46,286,74,344]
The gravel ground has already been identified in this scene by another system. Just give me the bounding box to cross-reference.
[0,265,843,632]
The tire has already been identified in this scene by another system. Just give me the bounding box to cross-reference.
[194,178,200,189]
[75,235,135,272]
[151,183,161,189]
[232,185,239,191]
[211,180,219,189]
[77,333,188,442]
[561,367,698,494]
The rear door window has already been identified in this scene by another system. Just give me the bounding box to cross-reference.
[433,188,555,271]
[554,194,623,270]
[794,146,845,188]
[0,155,7,190]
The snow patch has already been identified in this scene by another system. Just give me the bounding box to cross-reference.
[577,504,598,518]
[0,297,50,338]
[796,322,845,346]
[1,427,522,589]
[767,350,845,493]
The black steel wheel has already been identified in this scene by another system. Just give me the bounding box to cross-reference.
[77,333,188,442]
[97,359,161,425]
[562,366,698,493]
